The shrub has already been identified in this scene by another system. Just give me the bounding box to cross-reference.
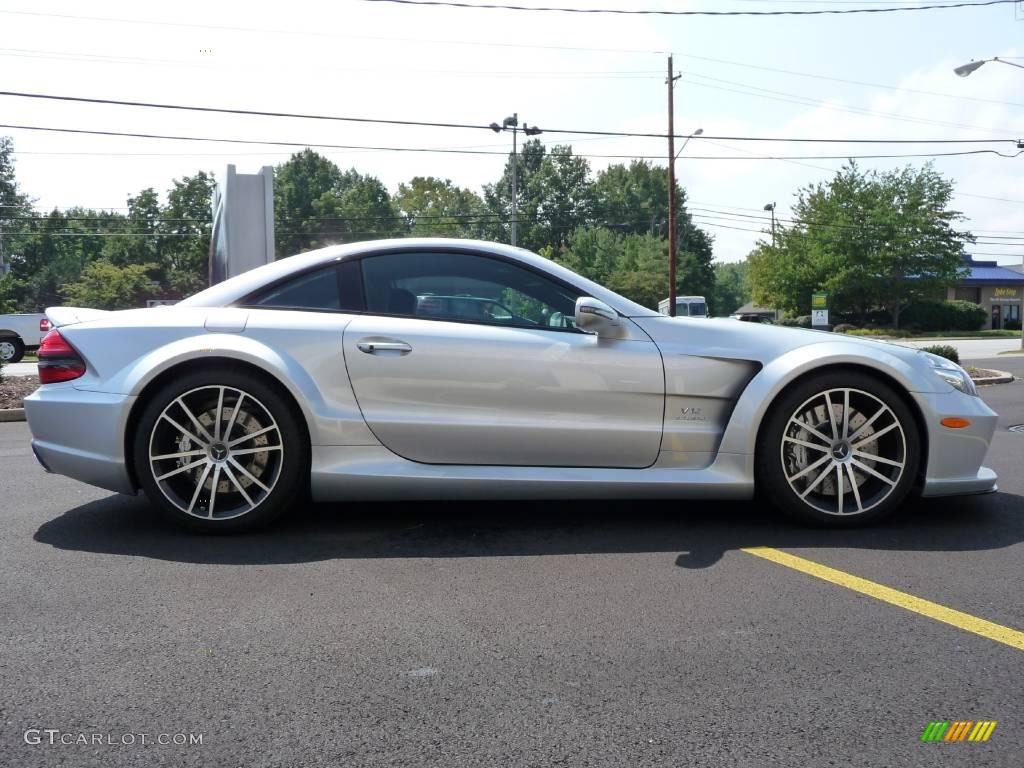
[900,300,986,332]
[846,328,912,338]
[780,315,812,328]
[1005,319,1022,332]
[921,344,960,365]
[832,323,858,333]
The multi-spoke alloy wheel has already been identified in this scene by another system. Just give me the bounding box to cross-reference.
[134,368,307,532]
[149,386,283,520]
[757,371,920,526]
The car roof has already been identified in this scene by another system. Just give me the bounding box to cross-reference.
[179,238,659,317]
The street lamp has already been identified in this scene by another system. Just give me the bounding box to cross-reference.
[674,127,704,160]
[954,57,1024,77]
[952,57,1024,349]
[763,201,776,247]
[490,113,542,247]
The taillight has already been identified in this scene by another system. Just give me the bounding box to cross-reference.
[39,318,50,332]
[37,330,86,384]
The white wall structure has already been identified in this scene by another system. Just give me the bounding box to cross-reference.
[209,165,275,285]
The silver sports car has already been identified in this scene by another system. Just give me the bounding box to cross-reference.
[25,239,998,532]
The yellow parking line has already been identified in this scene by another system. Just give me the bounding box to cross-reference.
[741,547,1024,652]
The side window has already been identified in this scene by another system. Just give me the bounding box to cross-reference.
[360,252,580,330]
[250,261,363,312]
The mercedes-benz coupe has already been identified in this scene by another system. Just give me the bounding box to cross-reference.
[25,239,997,532]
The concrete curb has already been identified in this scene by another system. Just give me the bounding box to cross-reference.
[0,408,26,422]
[972,369,1015,386]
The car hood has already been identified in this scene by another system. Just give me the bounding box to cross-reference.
[632,316,925,366]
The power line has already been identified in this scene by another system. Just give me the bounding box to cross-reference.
[360,0,1016,15]
[1,91,1020,144]
[0,91,494,134]
[4,124,1022,163]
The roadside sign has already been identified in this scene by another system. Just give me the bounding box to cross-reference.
[812,309,829,327]
[811,292,828,310]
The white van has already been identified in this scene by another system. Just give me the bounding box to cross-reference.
[657,296,708,318]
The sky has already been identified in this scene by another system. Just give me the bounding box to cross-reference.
[1,0,1022,266]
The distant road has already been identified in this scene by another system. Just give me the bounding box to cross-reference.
[896,337,1021,360]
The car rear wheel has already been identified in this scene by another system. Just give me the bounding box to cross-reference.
[757,371,920,526]
[0,337,25,363]
[133,368,308,532]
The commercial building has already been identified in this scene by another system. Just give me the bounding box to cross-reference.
[948,255,1024,330]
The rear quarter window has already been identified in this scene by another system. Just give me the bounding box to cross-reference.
[249,261,363,312]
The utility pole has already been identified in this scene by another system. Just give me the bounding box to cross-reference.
[666,55,681,317]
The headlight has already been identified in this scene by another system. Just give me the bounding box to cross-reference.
[923,352,978,396]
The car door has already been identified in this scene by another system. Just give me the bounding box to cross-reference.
[342,249,664,468]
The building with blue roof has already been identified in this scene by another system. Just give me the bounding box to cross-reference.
[948,254,1024,330]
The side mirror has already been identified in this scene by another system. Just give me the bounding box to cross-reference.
[575,297,621,337]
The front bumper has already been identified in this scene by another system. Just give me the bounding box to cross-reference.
[910,389,999,498]
[24,383,137,495]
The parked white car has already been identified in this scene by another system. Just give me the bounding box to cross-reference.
[0,313,49,362]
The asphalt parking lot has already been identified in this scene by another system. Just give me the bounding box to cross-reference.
[1,359,1022,767]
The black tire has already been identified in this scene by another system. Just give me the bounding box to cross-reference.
[0,337,25,363]
[756,370,921,527]
[133,366,309,533]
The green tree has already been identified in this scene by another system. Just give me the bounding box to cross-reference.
[591,159,714,301]
[0,272,17,313]
[748,162,970,327]
[558,227,703,310]
[275,152,401,253]
[557,226,624,285]
[312,169,401,243]
[101,189,161,269]
[395,176,488,238]
[61,260,159,310]
[1,136,34,305]
[604,233,674,309]
[273,149,344,256]
[483,138,548,249]
[159,171,215,296]
[592,160,669,236]
[530,146,594,249]
[6,209,121,311]
[710,261,751,316]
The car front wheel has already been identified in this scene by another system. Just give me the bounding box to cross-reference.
[757,371,921,526]
[133,368,308,532]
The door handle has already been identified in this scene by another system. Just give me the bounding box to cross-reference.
[356,339,412,355]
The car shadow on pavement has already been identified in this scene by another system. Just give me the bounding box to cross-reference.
[33,488,1024,568]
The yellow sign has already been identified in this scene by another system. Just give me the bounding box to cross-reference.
[811,292,828,309]
[993,287,1019,298]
